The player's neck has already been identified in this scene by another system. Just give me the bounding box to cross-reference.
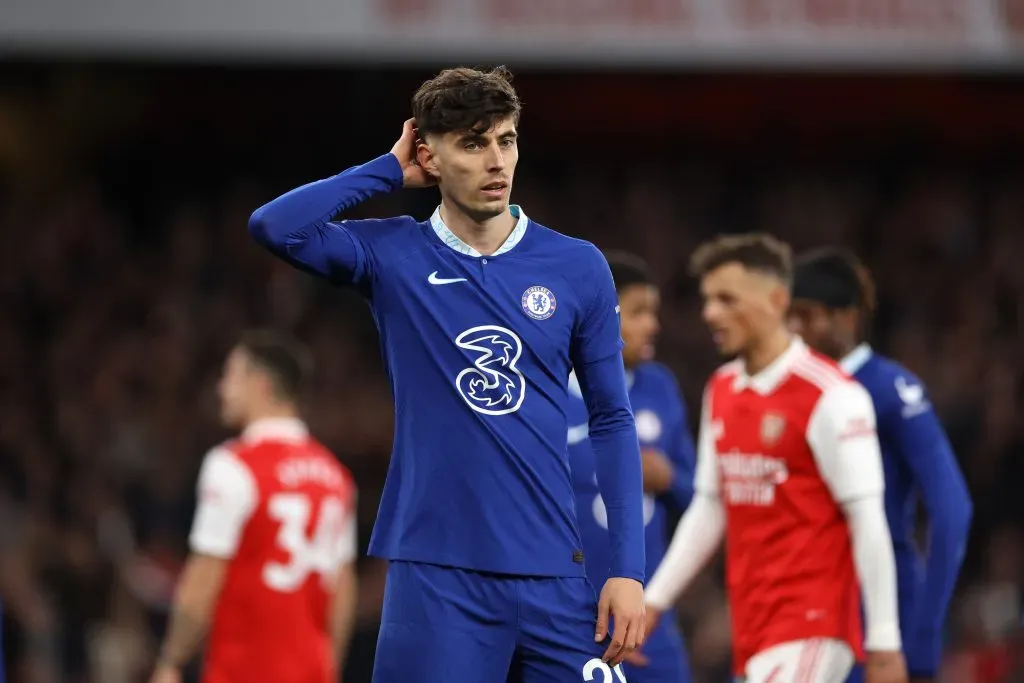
[244,402,300,426]
[743,327,793,376]
[835,341,857,362]
[438,199,517,256]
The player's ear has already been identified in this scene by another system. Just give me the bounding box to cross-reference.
[416,138,441,180]
[769,284,790,317]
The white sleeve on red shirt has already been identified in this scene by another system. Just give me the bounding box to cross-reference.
[335,492,358,565]
[189,447,258,559]
[646,386,726,611]
[806,380,885,502]
[807,381,901,651]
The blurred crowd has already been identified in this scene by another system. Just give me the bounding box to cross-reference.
[0,65,1022,683]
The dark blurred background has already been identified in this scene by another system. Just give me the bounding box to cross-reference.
[2,2,1024,682]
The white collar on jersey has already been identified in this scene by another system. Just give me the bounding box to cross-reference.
[732,336,808,395]
[242,417,308,443]
[429,204,529,258]
[839,342,873,375]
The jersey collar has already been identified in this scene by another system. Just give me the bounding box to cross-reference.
[732,336,808,395]
[242,417,308,443]
[839,343,873,375]
[430,204,528,258]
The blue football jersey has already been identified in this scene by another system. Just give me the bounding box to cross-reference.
[841,344,971,677]
[567,362,696,587]
[249,153,646,580]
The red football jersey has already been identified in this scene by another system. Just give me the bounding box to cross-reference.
[694,339,884,673]
[189,418,357,683]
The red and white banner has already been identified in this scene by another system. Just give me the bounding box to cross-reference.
[2,0,1022,67]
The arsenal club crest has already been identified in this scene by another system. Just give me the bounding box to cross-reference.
[760,412,786,447]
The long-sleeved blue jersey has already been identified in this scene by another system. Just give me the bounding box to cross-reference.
[248,153,646,581]
[841,344,972,677]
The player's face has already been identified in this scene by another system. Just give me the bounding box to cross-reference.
[619,284,660,367]
[788,299,859,359]
[425,117,518,222]
[787,299,839,357]
[700,263,788,357]
[217,347,253,428]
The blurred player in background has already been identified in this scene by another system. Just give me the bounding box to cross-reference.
[567,251,695,683]
[249,66,646,683]
[151,331,358,683]
[643,234,908,683]
[788,248,973,683]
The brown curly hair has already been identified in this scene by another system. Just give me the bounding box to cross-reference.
[412,65,522,137]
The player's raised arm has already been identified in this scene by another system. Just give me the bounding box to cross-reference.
[644,386,726,624]
[808,381,908,683]
[884,378,972,678]
[248,119,431,285]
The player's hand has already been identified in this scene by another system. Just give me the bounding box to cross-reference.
[640,448,675,493]
[596,577,646,666]
[865,650,908,683]
[643,605,663,642]
[623,649,650,667]
[149,664,182,683]
[390,118,436,189]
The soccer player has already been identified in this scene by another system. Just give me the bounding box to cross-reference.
[643,234,908,683]
[788,247,973,683]
[248,66,646,683]
[150,331,359,683]
[566,251,695,683]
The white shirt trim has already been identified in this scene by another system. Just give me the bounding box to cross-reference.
[429,204,529,257]
[242,417,308,443]
[839,342,873,375]
[732,336,807,395]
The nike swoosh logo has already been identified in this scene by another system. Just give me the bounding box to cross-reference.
[567,423,590,445]
[428,271,467,285]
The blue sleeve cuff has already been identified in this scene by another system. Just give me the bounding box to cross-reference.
[360,153,405,189]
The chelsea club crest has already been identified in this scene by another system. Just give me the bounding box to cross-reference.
[521,286,557,320]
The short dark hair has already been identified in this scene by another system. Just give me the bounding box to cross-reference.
[689,233,793,286]
[793,247,877,314]
[237,329,313,402]
[603,250,654,293]
[412,66,522,137]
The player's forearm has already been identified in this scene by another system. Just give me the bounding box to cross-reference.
[645,492,724,609]
[592,425,645,581]
[329,563,358,672]
[843,496,902,651]
[158,554,226,668]
[249,154,402,255]
[908,430,972,651]
[159,602,211,669]
[910,472,971,673]
[577,355,646,581]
